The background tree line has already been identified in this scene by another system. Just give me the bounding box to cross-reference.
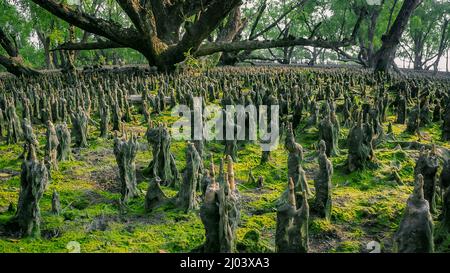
[1,0,447,76]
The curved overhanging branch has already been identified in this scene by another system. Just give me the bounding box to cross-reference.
[28,0,365,71]
[116,0,160,49]
[51,40,126,51]
[30,0,141,47]
[0,27,19,57]
[195,37,355,57]
[0,55,40,77]
[0,26,40,77]
[374,0,423,73]
[115,0,147,34]
[334,47,366,66]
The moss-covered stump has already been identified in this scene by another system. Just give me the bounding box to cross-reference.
[275,178,309,253]
[200,158,240,253]
[442,186,450,232]
[56,122,71,161]
[443,100,450,141]
[394,175,434,253]
[71,107,89,148]
[313,140,333,220]
[7,145,47,238]
[144,177,168,212]
[45,120,59,171]
[347,114,374,172]
[5,99,23,144]
[177,143,202,211]
[113,133,139,203]
[414,146,439,213]
[146,124,179,187]
[51,189,61,215]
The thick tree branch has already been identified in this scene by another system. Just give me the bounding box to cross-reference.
[308,22,323,39]
[195,37,355,57]
[0,27,19,57]
[216,6,246,43]
[0,26,40,77]
[197,8,363,59]
[0,55,40,77]
[180,0,216,17]
[31,0,140,47]
[131,0,160,47]
[115,0,145,33]
[245,55,281,62]
[162,0,242,65]
[51,40,125,51]
[334,47,365,66]
[386,0,399,32]
[430,19,450,71]
[374,0,423,72]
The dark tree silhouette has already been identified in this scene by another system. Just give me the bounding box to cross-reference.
[373,0,423,73]
[0,27,40,77]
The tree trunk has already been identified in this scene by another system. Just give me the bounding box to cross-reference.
[0,27,40,77]
[0,56,40,77]
[217,6,247,66]
[113,134,139,203]
[413,48,423,70]
[36,30,54,69]
[373,0,423,73]
[433,19,449,72]
[58,49,66,69]
[281,25,293,64]
[367,4,383,67]
[65,24,76,72]
[11,145,48,238]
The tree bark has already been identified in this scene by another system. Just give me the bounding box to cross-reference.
[386,0,399,32]
[216,6,247,65]
[0,55,40,77]
[413,46,423,70]
[36,30,54,69]
[373,0,423,73]
[0,27,40,77]
[367,3,383,67]
[411,21,434,70]
[195,36,356,57]
[55,40,125,51]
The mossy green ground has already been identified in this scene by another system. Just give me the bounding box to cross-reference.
[0,104,449,253]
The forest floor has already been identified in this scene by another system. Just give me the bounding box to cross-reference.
[1,87,450,253]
